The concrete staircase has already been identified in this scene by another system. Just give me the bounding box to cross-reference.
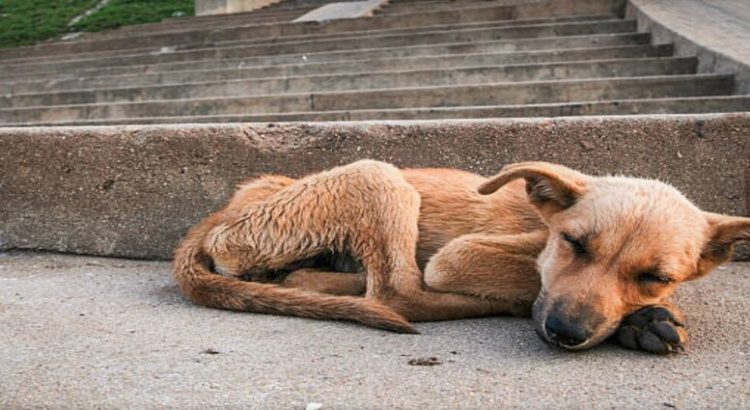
[1,0,748,126]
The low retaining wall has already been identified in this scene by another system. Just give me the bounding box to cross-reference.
[1,114,748,260]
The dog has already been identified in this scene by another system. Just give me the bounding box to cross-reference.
[173,160,750,354]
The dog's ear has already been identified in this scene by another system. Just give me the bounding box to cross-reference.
[694,212,750,279]
[478,162,589,215]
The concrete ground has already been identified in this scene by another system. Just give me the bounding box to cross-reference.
[1,252,748,408]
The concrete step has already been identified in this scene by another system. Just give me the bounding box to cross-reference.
[126,0,552,38]
[387,0,513,2]
[0,58,698,108]
[0,74,732,124]
[253,0,346,11]
[1,44,673,94]
[9,95,747,126]
[377,0,519,14]
[0,4,520,59]
[116,1,340,29]
[1,17,634,68]
[0,0,620,59]
[0,21,640,78]
[212,13,616,49]
[0,32,652,81]
[0,14,616,66]
[99,9,314,36]
[100,2,560,43]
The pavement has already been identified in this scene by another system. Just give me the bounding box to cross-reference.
[1,251,748,408]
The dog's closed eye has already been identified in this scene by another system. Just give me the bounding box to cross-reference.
[561,232,588,256]
[637,271,673,285]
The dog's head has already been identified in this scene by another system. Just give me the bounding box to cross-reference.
[479,162,750,350]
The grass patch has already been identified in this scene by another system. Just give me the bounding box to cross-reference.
[0,0,194,49]
[0,0,99,48]
[71,0,194,32]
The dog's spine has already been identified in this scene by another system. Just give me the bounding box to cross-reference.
[172,217,417,334]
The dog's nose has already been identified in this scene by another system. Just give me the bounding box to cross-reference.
[544,314,591,348]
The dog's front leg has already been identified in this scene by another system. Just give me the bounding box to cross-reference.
[616,302,688,354]
[423,231,547,317]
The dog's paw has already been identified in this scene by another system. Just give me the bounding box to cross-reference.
[616,306,687,354]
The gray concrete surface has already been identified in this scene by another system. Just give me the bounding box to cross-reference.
[0,32,652,80]
[0,251,748,408]
[1,43,667,94]
[0,19,637,73]
[0,57,696,108]
[14,95,748,127]
[627,0,750,94]
[294,0,389,23]
[0,74,732,123]
[1,115,748,260]
[0,0,619,59]
[3,0,747,125]
[196,0,283,16]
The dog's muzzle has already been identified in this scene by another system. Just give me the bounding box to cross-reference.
[542,313,592,349]
[532,297,609,350]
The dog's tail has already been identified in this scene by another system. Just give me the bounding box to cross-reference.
[172,220,417,334]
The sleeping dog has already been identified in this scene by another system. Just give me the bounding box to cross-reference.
[173,161,750,354]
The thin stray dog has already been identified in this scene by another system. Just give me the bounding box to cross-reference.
[173,160,750,354]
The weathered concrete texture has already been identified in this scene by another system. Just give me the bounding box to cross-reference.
[380,0,546,15]
[11,95,749,127]
[0,43,670,94]
[96,3,329,38]
[0,15,625,74]
[0,74,733,124]
[627,0,750,94]
[0,115,748,260]
[196,0,283,16]
[294,0,389,22]
[102,11,608,44]
[0,19,637,75]
[0,32,652,81]
[0,0,619,59]
[0,4,518,59]
[0,252,748,408]
[0,57,698,108]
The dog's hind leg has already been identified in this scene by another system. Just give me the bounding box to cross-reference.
[204,160,425,280]
[281,269,366,296]
[176,161,419,332]
[203,160,514,325]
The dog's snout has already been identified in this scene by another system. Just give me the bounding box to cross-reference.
[544,313,591,348]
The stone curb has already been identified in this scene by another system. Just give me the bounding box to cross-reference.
[1,114,747,260]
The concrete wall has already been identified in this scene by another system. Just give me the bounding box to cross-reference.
[196,0,282,15]
[1,114,748,260]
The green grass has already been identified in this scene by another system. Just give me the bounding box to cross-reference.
[0,0,99,48]
[0,0,194,49]
[71,0,194,33]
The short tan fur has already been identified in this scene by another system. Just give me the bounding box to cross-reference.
[173,160,750,353]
